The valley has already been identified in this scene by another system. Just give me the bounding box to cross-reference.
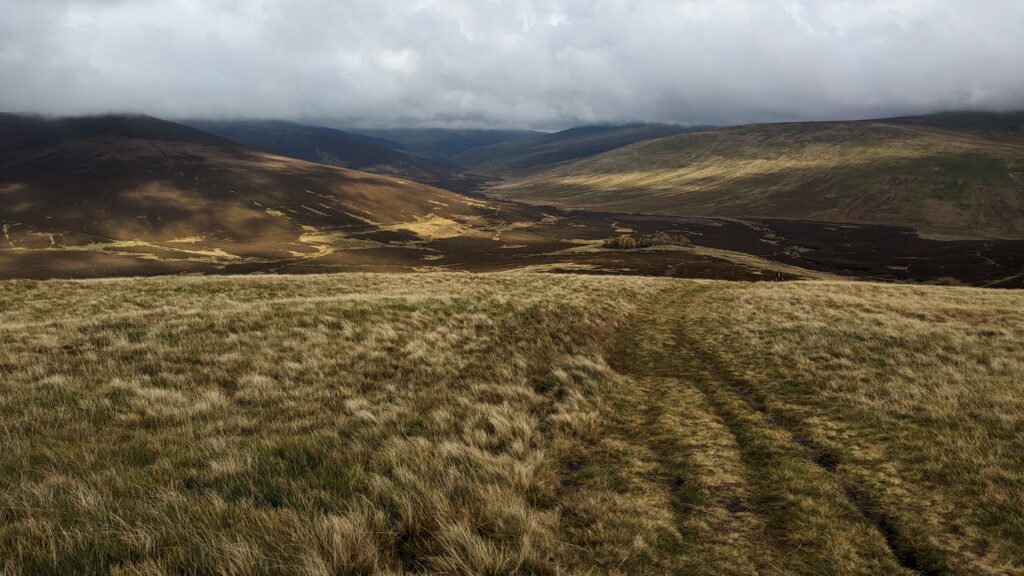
[3,114,1024,286]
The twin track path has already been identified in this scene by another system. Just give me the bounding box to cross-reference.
[604,284,933,575]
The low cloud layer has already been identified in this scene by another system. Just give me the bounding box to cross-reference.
[2,0,1023,128]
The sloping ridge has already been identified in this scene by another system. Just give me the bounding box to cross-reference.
[491,113,1024,239]
[1,114,236,164]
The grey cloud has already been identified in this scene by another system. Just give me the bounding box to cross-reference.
[1,0,1022,128]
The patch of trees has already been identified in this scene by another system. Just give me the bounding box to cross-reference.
[602,232,691,250]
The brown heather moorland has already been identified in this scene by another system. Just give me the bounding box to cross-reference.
[5,114,1024,287]
[1,273,1022,575]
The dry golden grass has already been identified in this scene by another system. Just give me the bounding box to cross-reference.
[0,273,664,574]
[1,273,1022,574]
[674,281,1024,575]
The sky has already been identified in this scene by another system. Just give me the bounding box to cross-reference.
[1,0,1023,129]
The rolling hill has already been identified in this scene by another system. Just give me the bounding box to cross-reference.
[491,113,1024,239]
[0,114,511,276]
[182,120,488,192]
[454,123,702,175]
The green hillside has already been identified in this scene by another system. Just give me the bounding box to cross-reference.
[492,115,1024,239]
[2,273,1022,574]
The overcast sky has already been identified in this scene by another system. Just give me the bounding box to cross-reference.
[1,0,1023,129]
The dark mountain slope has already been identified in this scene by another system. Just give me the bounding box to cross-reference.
[885,111,1024,138]
[184,119,487,191]
[0,114,504,272]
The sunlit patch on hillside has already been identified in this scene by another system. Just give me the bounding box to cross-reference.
[387,215,484,240]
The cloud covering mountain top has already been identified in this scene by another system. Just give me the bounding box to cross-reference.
[2,0,1022,128]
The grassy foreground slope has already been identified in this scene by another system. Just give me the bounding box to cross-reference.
[492,116,1024,239]
[1,274,1022,574]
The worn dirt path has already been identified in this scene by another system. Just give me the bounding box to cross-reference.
[602,285,933,575]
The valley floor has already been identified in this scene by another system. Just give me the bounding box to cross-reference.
[0,274,1021,574]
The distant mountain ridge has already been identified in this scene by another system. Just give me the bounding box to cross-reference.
[339,127,544,159]
[1,113,235,164]
[183,119,488,192]
[884,111,1024,137]
[454,123,708,175]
